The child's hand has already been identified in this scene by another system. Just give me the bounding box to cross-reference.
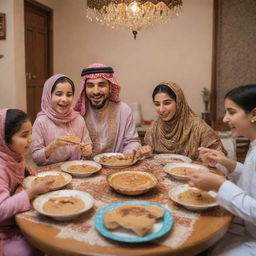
[80,143,92,157]
[26,179,54,199]
[188,172,226,192]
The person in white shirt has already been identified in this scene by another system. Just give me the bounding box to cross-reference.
[188,84,256,256]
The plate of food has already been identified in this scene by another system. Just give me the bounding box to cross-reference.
[154,154,192,165]
[33,189,94,221]
[93,153,138,168]
[163,163,209,181]
[94,200,173,243]
[23,171,72,191]
[107,170,158,196]
[169,184,218,211]
[61,160,102,178]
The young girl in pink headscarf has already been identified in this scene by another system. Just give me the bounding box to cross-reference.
[0,108,52,256]
[31,75,92,165]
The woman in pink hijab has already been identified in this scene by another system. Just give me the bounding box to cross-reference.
[31,75,92,165]
[0,108,52,256]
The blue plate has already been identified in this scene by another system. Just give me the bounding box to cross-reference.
[94,200,173,243]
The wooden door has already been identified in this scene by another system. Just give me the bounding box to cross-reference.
[24,0,53,122]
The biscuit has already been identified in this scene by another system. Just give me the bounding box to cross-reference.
[104,204,164,236]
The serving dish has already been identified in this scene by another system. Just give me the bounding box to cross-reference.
[94,200,173,243]
[61,160,102,177]
[154,154,192,165]
[107,170,158,195]
[33,189,94,221]
[23,171,72,191]
[93,153,138,168]
[164,163,209,181]
[169,184,218,211]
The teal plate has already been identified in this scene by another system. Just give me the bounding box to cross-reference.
[94,200,173,243]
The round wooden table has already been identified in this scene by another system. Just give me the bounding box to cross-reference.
[16,161,232,256]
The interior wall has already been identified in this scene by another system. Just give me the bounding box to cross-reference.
[1,0,213,121]
[51,0,213,120]
[0,0,26,110]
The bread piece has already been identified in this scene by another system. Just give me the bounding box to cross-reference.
[60,134,81,144]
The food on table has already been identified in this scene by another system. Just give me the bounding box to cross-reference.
[99,155,133,166]
[178,189,216,205]
[109,172,156,191]
[171,167,208,176]
[158,158,185,164]
[33,174,66,189]
[43,196,84,214]
[60,134,81,144]
[104,204,164,236]
[67,164,98,173]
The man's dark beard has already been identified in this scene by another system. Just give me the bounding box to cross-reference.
[89,97,109,109]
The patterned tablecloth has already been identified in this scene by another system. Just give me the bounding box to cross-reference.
[17,159,226,249]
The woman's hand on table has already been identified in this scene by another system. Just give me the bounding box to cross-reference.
[80,143,92,158]
[198,147,236,172]
[188,172,226,192]
[26,179,54,200]
[137,145,153,158]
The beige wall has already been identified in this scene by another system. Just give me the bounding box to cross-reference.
[1,0,213,120]
[0,0,26,110]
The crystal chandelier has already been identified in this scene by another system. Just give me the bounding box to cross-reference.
[86,0,183,39]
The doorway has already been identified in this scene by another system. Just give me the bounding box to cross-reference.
[24,0,53,122]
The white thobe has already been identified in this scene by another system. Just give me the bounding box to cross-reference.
[209,140,256,256]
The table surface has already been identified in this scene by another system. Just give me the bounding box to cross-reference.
[16,159,232,256]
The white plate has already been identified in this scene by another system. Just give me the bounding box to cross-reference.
[169,184,218,211]
[163,162,209,181]
[61,160,102,177]
[154,154,192,165]
[33,189,94,221]
[93,153,138,168]
[23,171,72,191]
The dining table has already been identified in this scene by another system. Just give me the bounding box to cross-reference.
[16,158,233,256]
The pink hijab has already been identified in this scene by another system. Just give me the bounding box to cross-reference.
[74,63,121,116]
[37,74,79,123]
[0,109,25,185]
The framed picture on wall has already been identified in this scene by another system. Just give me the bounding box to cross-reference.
[0,13,6,40]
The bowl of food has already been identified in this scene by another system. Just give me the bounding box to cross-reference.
[93,153,138,168]
[23,171,72,191]
[163,163,209,181]
[61,160,102,178]
[95,200,173,243]
[154,154,192,165]
[107,170,158,196]
[169,184,218,211]
[33,189,94,221]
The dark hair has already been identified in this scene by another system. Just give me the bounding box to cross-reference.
[51,76,75,94]
[225,84,256,113]
[5,109,29,144]
[152,84,176,101]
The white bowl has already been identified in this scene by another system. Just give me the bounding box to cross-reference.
[23,171,72,191]
[33,189,94,221]
[154,154,192,165]
[169,184,218,211]
[61,160,102,177]
[93,153,138,168]
[163,163,209,181]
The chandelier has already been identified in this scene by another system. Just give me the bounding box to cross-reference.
[86,0,183,39]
